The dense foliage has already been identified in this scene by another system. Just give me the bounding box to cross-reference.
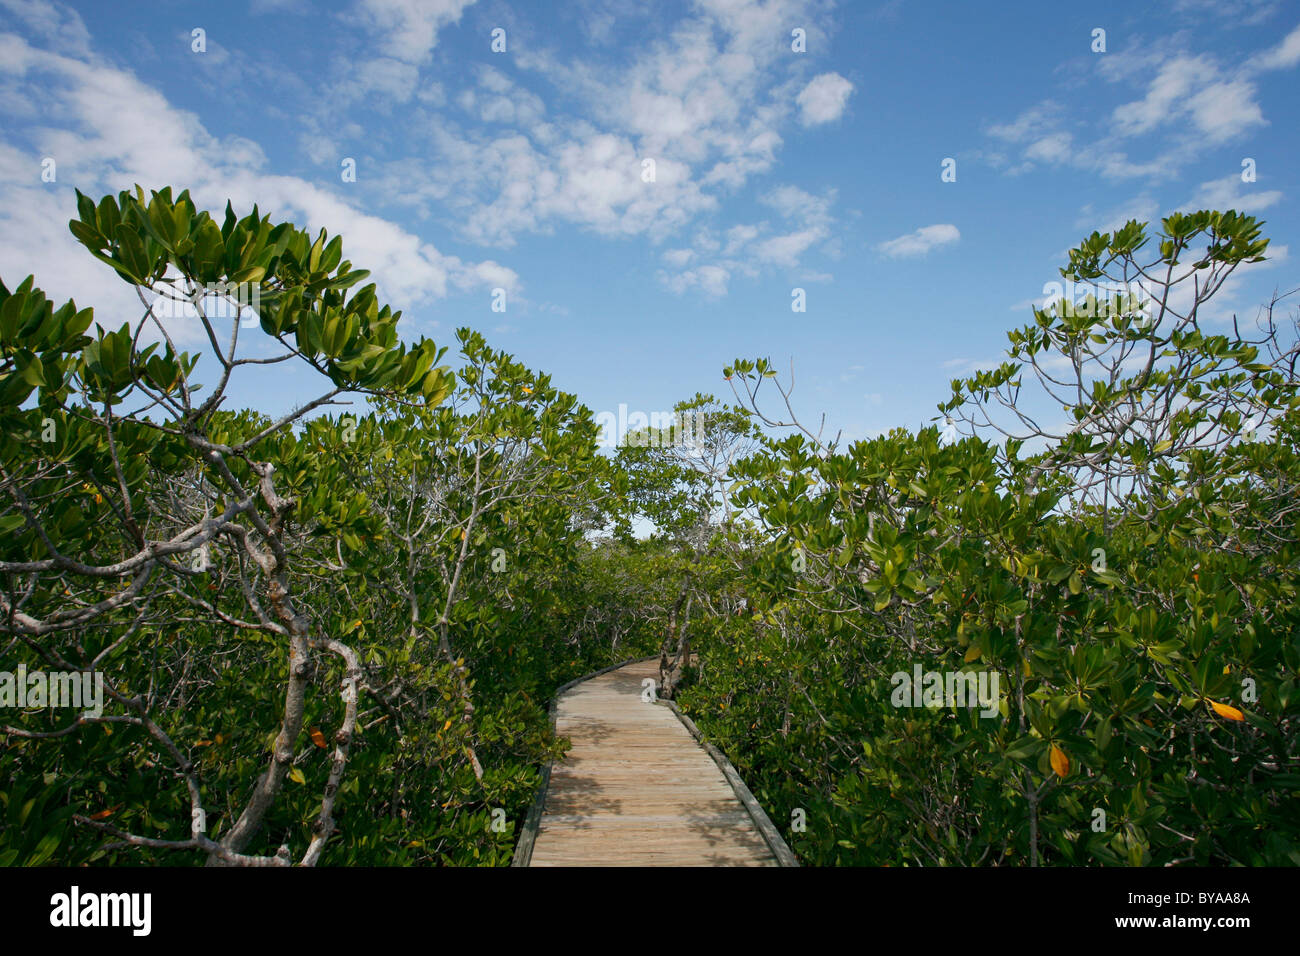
[0,187,654,865]
[2,190,1295,866]
[676,212,1300,866]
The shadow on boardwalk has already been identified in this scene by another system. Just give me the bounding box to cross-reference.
[525,658,780,866]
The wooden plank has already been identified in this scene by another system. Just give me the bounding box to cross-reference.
[511,656,655,868]
[659,699,800,867]
[519,658,792,867]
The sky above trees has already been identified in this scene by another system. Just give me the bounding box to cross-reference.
[1,0,1297,439]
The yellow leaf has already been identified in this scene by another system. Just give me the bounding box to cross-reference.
[214,733,224,745]
[1208,699,1244,721]
[288,767,306,784]
[964,644,982,663]
[443,719,453,732]
[1049,744,1070,778]
[310,727,327,749]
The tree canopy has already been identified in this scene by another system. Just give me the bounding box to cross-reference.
[2,190,1295,866]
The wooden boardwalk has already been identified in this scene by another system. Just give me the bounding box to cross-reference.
[516,658,795,867]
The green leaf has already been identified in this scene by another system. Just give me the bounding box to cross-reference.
[68,219,105,252]
[17,352,45,386]
[113,225,149,283]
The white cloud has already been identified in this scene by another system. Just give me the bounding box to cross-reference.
[6,0,854,308]
[1024,132,1073,163]
[1171,0,1281,24]
[939,356,1006,376]
[215,172,520,306]
[1090,152,1176,179]
[321,0,476,105]
[762,184,833,227]
[876,224,960,258]
[1187,78,1265,140]
[1253,22,1300,69]
[455,66,546,126]
[1155,245,1288,325]
[428,124,716,247]
[662,264,730,297]
[0,31,511,347]
[0,0,92,57]
[1111,55,1264,143]
[1111,56,1208,136]
[796,72,854,126]
[1076,195,1161,233]
[350,0,476,65]
[300,132,340,166]
[1184,174,1283,213]
[655,181,836,293]
[987,102,1063,143]
[986,101,1171,179]
[422,0,835,249]
[723,224,760,254]
[250,0,310,12]
[531,2,807,167]
[752,184,833,264]
[353,56,421,102]
[989,25,1294,182]
[754,228,822,266]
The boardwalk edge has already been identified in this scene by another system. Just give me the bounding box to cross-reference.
[657,699,801,867]
[510,655,659,868]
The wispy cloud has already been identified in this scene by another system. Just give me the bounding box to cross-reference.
[876,224,960,258]
[0,23,513,345]
[984,23,1300,182]
[1183,174,1283,213]
[386,0,838,256]
[348,0,476,65]
[658,182,837,295]
[1110,55,1263,143]
[1252,21,1300,70]
[1075,195,1161,233]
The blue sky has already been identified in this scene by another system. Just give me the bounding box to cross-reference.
[1,0,1297,444]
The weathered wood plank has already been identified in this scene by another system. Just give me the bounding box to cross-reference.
[520,658,794,867]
